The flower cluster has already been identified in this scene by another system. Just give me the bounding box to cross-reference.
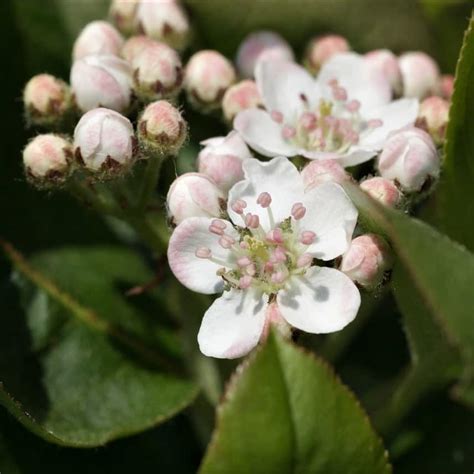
[21,1,453,359]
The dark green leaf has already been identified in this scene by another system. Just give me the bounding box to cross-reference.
[0,244,197,447]
[200,332,391,474]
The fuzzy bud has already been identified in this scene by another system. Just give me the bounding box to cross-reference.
[138,100,187,156]
[304,35,350,74]
[198,131,252,191]
[377,127,439,192]
[439,74,454,101]
[236,31,294,78]
[70,54,133,113]
[301,159,350,191]
[109,0,140,35]
[340,234,393,289]
[184,50,236,112]
[222,80,262,122]
[399,52,440,99]
[130,40,183,101]
[167,173,224,225]
[121,35,154,63]
[417,96,449,145]
[360,177,402,208]
[23,134,72,187]
[23,74,73,127]
[136,0,191,51]
[74,108,135,176]
[72,21,124,61]
[364,49,402,95]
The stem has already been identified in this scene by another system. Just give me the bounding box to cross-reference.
[123,214,167,255]
[137,155,165,211]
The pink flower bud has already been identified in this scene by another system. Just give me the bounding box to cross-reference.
[439,74,454,100]
[417,96,449,145]
[399,52,440,99]
[121,35,155,63]
[235,31,294,78]
[340,234,393,289]
[301,159,350,191]
[72,21,124,61]
[184,50,236,111]
[130,40,183,101]
[74,108,135,175]
[360,177,402,208]
[364,49,402,95]
[23,74,72,127]
[23,134,72,186]
[138,100,187,155]
[221,80,262,122]
[167,173,224,225]
[377,127,439,192]
[304,35,350,74]
[109,0,140,35]
[198,131,252,191]
[70,54,133,113]
[136,0,191,51]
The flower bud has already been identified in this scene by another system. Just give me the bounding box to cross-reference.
[70,54,133,113]
[72,21,124,61]
[198,131,252,191]
[136,0,191,51]
[399,52,440,99]
[74,108,135,176]
[235,31,294,78]
[184,50,236,112]
[167,173,225,225]
[23,134,72,187]
[439,74,454,100]
[138,100,187,156]
[340,234,392,289]
[417,96,449,145]
[23,74,73,127]
[304,35,350,74]
[222,80,262,122]
[301,159,350,191]
[364,49,402,95]
[131,40,183,101]
[109,0,140,35]
[121,35,155,63]
[360,177,402,208]
[377,127,439,192]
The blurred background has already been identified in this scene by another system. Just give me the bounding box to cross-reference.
[0,1,472,472]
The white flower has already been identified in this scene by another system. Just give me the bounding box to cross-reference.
[234,53,419,167]
[168,157,361,359]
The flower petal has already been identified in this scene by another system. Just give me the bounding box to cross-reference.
[277,266,361,333]
[338,149,378,167]
[167,217,237,294]
[234,108,298,157]
[318,52,392,115]
[300,182,358,260]
[227,157,304,231]
[255,59,321,119]
[198,288,268,358]
[359,98,419,150]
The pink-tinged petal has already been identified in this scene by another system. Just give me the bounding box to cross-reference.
[167,217,237,294]
[234,108,298,157]
[255,59,321,119]
[227,157,304,231]
[318,52,392,115]
[359,98,419,150]
[200,131,253,160]
[338,149,377,167]
[300,182,358,260]
[198,288,267,358]
[277,266,361,333]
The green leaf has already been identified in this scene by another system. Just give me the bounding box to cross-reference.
[0,244,197,447]
[427,15,474,250]
[344,183,474,407]
[200,332,391,474]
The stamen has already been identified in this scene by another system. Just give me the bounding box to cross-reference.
[270,246,287,263]
[239,275,253,289]
[246,263,256,276]
[297,253,313,268]
[264,262,274,273]
[333,86,347,101]
[282,125,296,140]
[270,110,283,123]
[266,228,284,244]
[231,199,247,214]
[245,213,260,229]
[346,100,361,113]
[271,270,286,284]
[300,230,316,245]
[240,241,249,249]
[195,247,211,258]
[368,119,383,128]
[300,112,317,131]
[257,192,272,208]
[237,256,252,267]
[219,234,235,249]
[291,202,306,220]
[328,78,338,87]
